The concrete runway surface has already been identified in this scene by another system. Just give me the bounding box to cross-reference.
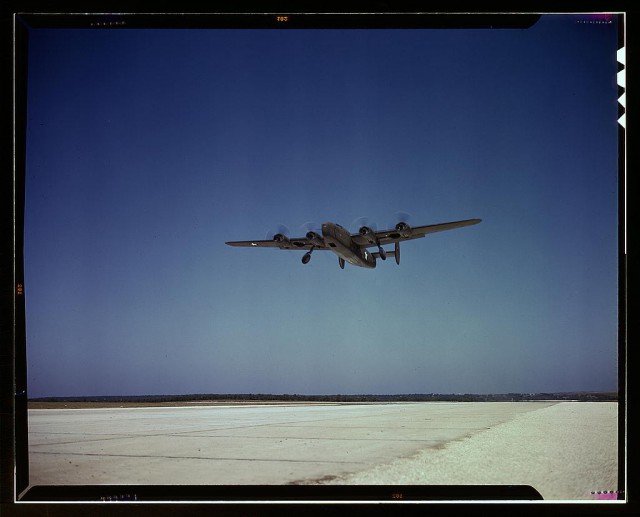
[28,401,618,500]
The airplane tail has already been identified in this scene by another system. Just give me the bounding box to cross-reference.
[373,242,400,265]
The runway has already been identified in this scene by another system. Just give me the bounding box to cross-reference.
[27,401,618,499]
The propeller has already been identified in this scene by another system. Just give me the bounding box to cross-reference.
[300,221,322,237]
[351,216,378,234]
[265,224,291,241]
[390,210,412,228]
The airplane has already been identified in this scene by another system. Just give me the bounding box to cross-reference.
[225,218,481,269]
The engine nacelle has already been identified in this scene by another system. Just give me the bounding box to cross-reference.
[395,221,411,237]
[273,233,290,244]
[359,226,377,244]
[306,231,324,247]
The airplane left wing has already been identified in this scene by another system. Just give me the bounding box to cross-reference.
[352,218,481,247]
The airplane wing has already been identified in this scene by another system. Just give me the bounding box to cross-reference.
[352,218,481,247]
[225,237,328,250]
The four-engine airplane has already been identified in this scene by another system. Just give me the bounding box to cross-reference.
[225,218,481,269]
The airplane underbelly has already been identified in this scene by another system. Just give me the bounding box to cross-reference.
[322,222,375,268]
[328,239,375,268]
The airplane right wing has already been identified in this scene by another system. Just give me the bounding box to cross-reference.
[225,237,328,251]
[225,240,283,248]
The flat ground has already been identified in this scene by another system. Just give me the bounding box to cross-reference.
[28,401,618,500]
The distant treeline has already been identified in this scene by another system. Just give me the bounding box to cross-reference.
[30,391,618,403]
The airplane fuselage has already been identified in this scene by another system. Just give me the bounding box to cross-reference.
[322,222,376,268]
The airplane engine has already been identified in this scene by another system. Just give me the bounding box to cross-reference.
[395,222,412,238]
[359,226,376,244]
[273,233,290,244]
[306,231,324,247]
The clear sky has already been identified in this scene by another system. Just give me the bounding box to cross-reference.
[24,15,620,397]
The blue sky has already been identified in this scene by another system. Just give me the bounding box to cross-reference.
[24,15,620,397]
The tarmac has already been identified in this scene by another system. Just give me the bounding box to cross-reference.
[27,401,619,500]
